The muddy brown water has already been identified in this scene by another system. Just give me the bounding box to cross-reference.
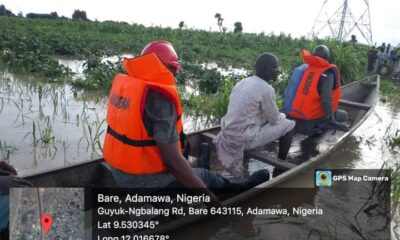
[1,71,399,239]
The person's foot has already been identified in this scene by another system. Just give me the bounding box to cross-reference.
[197,142,211,169]
[272,167,285,177]
[243,169,270,188]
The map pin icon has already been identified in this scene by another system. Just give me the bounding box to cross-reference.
[41,214,53,235]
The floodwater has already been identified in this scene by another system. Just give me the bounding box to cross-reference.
[1,69,399,239]
[0,71,109,175]
[171,98,400,239]
[0,68,211,176]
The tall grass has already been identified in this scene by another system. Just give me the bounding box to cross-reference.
[23,116,55,146]
[0,140,18,162]
[380,79,400,103]
[79,114,105,153]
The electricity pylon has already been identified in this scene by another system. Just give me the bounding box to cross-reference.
[309,0,373,45]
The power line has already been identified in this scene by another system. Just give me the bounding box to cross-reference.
[309,0,373,45]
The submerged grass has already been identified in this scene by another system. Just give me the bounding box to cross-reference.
[380,78,400,103]
[0,140,18,162]
[23,116,55,146]
[389,130,400,149]
[80,114,105,152]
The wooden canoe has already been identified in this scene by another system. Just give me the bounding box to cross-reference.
[22,75,380,234]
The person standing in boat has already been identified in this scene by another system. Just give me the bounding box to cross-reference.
[102,41,270,204]
[213,53,295,178]
[283,45,348,136]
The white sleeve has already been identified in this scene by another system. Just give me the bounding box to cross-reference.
[261,87,282,125]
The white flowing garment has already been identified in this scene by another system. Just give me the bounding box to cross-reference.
[214,76,295,178]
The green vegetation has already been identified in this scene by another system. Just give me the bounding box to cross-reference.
[0,16,371,119]
[0,140,18,162]
[81,116,105,152]
[389,130,400,149]
[380,78,400,103]
[182,79,235,119]
[23,117,55,146]
[70,56,124,90]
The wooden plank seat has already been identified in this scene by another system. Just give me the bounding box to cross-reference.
[200,132,296,171]
[200,132,217,142]
[244,150,296,171]
[339,99,372,110]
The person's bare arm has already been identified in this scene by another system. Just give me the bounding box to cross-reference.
[145,90,220,205]
[158,141,220,206]
[262,86,283,125]
[158,141,207,188]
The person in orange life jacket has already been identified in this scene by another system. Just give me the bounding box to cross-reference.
[284,45,348,136]
[102,41,270,206]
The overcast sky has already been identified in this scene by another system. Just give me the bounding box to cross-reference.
[2,0,399,46]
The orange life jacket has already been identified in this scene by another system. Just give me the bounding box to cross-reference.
[288,50,341,120]
[103,53,183,174]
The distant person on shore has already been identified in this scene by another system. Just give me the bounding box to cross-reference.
[214,53,295,178]
[283,45,348,136]
[102,41,270,204]
[367,46,378,71]
[376,47,387,75]
[380,43,386,52]
[389,48,398,75]
[0,161,32,239]
[391,47,400,79]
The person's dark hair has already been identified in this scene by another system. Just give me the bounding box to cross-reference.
[312,45,330,60]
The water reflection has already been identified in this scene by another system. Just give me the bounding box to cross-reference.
[1,69,399,238]
[0,71,107,175]
[57,54,134,79]
[170,100,400,239]
[172,171,391,240]
[0,70,215,176]
[201,62,249,77]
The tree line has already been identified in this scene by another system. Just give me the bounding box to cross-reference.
[1,5,242,33]
[0,4,88,20]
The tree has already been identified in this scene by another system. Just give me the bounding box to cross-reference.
[178,21,185,29]
[0,4,15,17]
[26,12,58,19]
[72,10,88,20]
[233,22,243,33]
[50,12,58,19]
[214,13,227,33]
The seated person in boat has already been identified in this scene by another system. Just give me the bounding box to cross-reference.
[283,45,348,136]
[102,41,270,204]
[213,53,295,178]
[0,161,32,239]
